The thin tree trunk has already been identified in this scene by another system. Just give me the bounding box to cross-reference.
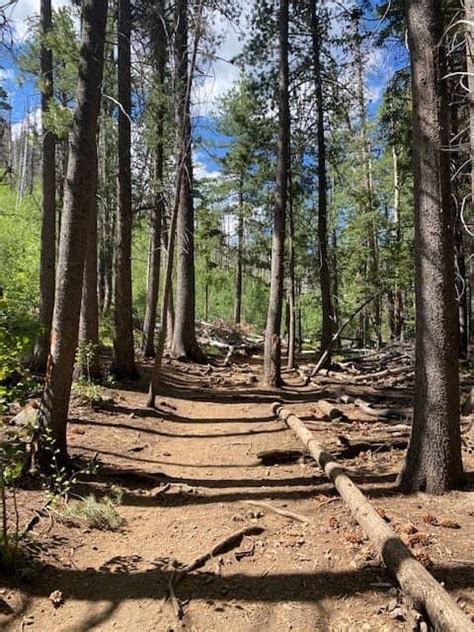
[162,209,175,346]
[310,0,332,368]
[264,0,289,387]
[33,0,56,372]
[78,145,100,380]
[355,33,381,348]
[398,0,464,493]
[142,8,166,358]
[233,182,244,325]
[287,166,296,370]
[113,0,137,378]
[170,0,205,363]
[34,0,108,468]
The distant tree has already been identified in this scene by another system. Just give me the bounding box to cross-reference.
[32,0,56,372]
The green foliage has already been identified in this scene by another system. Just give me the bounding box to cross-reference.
[0,188,41,305]
[0,299,39,411]
[71,380,104,407]
[65,489,124,531]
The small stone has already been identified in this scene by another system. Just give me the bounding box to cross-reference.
[49,590,64,608]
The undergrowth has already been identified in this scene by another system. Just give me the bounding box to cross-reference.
[65,487,124,531]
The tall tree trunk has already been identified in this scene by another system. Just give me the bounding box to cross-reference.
[170,0,205,362]
[467,1,474,361]
[33,0,56,372]
[162,209,175,346]
[286,166,296,370]
[398,0,464,493]
[35,0,107,468]
[392,146,405,340]
[113,0,137,377]
[233,182,244,325]
[263,0,289,387]
[142,8,166,358]
[310,0,332,368]
[355,32,381,348]
[78,145,100,380]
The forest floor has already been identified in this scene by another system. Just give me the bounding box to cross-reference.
[1,349,474,631]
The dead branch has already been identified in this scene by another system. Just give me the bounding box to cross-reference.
[244,500,310,524]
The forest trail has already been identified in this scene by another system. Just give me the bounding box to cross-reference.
[2,356,474,631]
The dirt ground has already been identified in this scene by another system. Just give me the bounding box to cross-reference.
[1,353,474,631]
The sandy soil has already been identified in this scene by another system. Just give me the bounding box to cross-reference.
[1,354,473,631]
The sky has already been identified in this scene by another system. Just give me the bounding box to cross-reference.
[1,0,403,178]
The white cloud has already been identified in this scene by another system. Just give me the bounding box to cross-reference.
[192,8,244,117]
[7,0,71,41]
[194,156,220,181]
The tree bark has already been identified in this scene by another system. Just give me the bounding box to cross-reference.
[78,145,100,380]
[398,0,464,493]
[286,166,296,370]
[142,6,166,358]
[33,0,56,372]
[355,31,381,348]
[170,0,205,363]
[233,182,244,325]
[310,0,332,368]
[263,0,289,387]
[113,0,137,377]
[465,1,474,361]
[35,0,108,467]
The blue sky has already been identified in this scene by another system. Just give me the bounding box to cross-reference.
[1,0,406,176]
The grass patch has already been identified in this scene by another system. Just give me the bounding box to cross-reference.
[65,489,124,531]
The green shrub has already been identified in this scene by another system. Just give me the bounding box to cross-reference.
[0,298,39,411]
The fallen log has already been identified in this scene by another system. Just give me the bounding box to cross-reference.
[272,403,474,632]
[337,393,409,420]
[352,365,413,382]
[317,399,348,421]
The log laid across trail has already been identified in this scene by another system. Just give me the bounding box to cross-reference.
[272,403,474,632]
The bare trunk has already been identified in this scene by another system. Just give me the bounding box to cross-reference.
[264,0,289,387]
[286,167,296,370]
[35,0,107,467]
[233,183,244,325]
[398,0,464,493]
[33,0,56,372]
[162,210,175,346]
[468,1,474,361]
[78,146,100,380]
[170,0,205,363]
[113,0,137,378]
[311,0,332,367]
[142,11,166,358]
[355,34,381,348]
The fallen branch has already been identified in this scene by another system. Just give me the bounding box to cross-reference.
[244,500,310,524]
[311,293,381,376]
[176,525,265,579]
[272,403,474,632]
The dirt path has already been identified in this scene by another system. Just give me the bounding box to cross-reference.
[2,358,474,631]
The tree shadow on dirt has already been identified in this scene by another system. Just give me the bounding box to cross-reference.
[3,556,474,631]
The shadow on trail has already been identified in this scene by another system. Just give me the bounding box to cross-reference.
[3,558,474,632]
